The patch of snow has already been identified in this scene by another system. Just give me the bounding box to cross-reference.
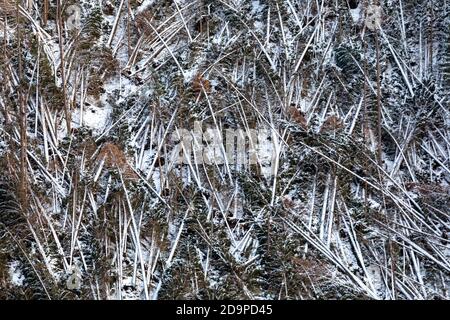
[9,261,25,287]
[183,66,200,83]
[251,1,264,15]
[72,103,112,135]
[349,6,362,24]
[137,0,156,14]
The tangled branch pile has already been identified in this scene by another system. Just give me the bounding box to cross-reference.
[0,0,449,299]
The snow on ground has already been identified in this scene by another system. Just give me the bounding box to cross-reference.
[136,0,156,14]
[71,101,112,135]
[349,6,362,24]
[8,261,24,287]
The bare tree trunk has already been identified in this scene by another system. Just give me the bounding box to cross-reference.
[375,32,382,166]
[16,1,28,211]
[127,0,131,58]
[428,3,434,75]
[362,35,369,218]
[43,0,48,26]
[56,0,71,132]
[2,12,10,125]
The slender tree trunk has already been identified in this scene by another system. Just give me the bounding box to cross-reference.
[56,0,71,132]
[375,32,382,166]
[2,12,10,125]
[16,1,28,211]
[127,0,131,58]
[43,0,49,26]
[362,36,369,218]
[428,4,434,75]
